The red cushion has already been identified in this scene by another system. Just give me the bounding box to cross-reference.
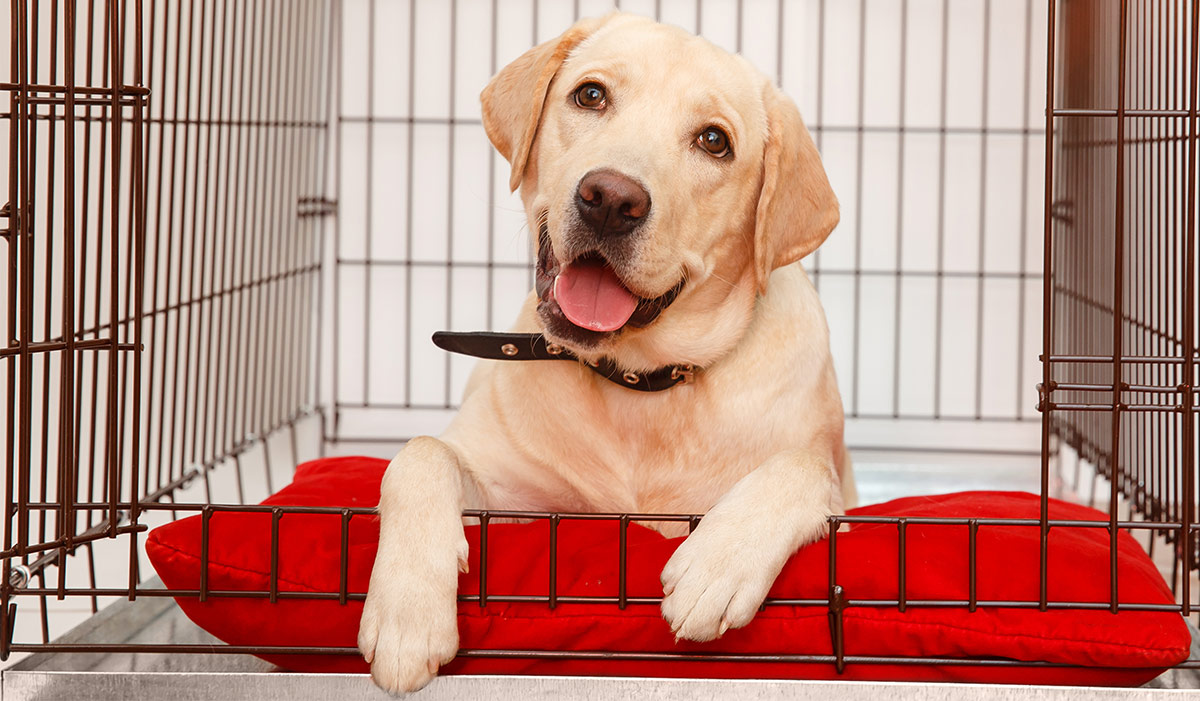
[146,455,1191,685]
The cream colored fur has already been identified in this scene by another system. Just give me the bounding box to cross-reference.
[358,13,855,693]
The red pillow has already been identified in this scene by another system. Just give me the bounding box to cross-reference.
[146,456,1190,686]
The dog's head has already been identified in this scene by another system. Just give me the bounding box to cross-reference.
[482,14,838,371]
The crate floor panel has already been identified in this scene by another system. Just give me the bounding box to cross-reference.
[3,580,1197,698]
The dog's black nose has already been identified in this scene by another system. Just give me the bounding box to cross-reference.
[575,169,651,237]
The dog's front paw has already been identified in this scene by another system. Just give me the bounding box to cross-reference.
[659,525,776,642]
[358,571,460,694]
[358,526,468,694]
[659,509,828,642]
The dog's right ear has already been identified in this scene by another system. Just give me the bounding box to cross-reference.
[481,16,608,192]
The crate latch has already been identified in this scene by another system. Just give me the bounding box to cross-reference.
[827,584,847,673]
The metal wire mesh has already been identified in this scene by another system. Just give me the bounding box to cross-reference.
[0,0,1196,677]
[1044,0,1199,616]
[2,0,328,646]
[326,0,1048,456]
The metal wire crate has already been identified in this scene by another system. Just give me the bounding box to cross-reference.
[1,0,1198,696]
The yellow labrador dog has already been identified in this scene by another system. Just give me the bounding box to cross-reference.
[358,13,854,693]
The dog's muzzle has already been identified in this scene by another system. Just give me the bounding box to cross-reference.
[534,223,684,347]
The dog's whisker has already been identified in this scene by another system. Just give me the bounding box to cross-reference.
[707,271,746,295]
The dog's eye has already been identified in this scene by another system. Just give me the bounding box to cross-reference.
[697,127,731,157]
[574,82,607,110]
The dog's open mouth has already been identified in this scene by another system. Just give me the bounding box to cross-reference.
[535,223,682,344]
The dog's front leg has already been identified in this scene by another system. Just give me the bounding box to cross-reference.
[358,436,471,693]
[660,449,836,642]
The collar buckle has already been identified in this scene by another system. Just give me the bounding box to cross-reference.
[670,364,695,385]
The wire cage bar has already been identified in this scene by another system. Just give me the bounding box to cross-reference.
[326,0,1049,457]
[2,0,328,653]
[1044,0,1200,607]
[0,0,1196,684]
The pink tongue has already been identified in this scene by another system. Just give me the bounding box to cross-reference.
[553,261,639,332]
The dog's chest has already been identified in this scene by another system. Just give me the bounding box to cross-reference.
[539,384,793,515]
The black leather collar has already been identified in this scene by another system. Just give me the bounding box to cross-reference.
[432,331,695,392]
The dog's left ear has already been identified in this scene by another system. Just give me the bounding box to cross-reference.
[481,16,609,192]
[753,86,839,294]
